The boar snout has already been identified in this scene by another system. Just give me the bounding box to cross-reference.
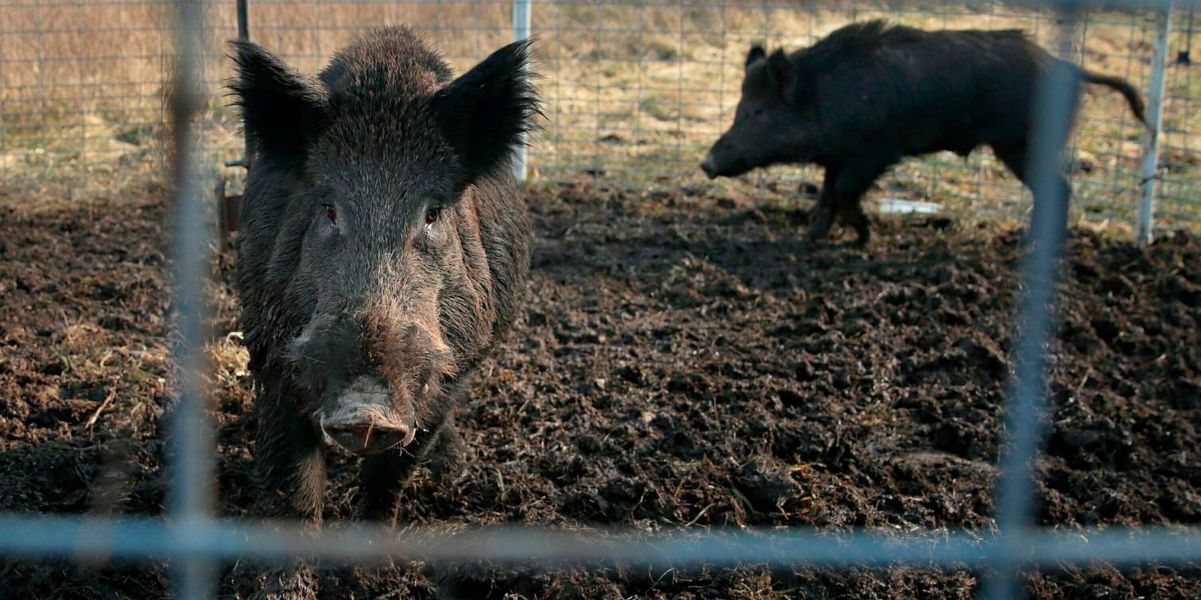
[701,138,750,179]
[318,376,416,456]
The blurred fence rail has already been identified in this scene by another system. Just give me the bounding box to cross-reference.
[1,0,1198,229]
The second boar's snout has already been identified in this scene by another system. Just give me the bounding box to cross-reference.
[700,155,718,179]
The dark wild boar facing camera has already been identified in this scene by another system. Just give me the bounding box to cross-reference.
[701,20,1147,245]
[230,25,537,542]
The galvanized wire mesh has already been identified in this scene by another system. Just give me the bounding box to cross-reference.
[1,0,1198,227]
[2,1,1200,599]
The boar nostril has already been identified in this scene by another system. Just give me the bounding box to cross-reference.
[323,422,415,456]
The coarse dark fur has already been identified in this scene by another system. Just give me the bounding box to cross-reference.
[229,26,537,598]
[701,20,1148,245]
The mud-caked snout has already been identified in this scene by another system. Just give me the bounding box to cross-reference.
[318,376,416,456]
[289,291,457,457]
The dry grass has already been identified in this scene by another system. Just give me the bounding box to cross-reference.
[0,0,1197,230]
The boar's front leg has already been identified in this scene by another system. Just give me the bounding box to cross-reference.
[358,413,457,524]
[837,200,872,246]
[252,386,326,600]
[254,388,327,520]
[808,158,894,245]
[805,165,841,242]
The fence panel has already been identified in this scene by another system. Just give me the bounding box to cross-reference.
[1,0,1197,231]
[1,1,1199,599]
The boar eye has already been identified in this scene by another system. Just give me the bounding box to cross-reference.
[323,204,337,225]
[752,108,765,117]
[424,207,442,225]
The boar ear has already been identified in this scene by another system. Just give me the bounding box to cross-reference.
[434,39,541,182]
[229,40,330,169]
[745,45,767,69]
[765,49,792,95]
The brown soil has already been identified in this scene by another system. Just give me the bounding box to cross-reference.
[2,180,1200,599]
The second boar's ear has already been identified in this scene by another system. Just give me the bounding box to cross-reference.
[745,45,767,69]
[765,49,792,95]
[229,40,330,170]
[434,39,541,183]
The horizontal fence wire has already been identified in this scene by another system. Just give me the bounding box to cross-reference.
[2,516,1201,568]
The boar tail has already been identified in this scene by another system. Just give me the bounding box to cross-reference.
[1081,70,1148,128]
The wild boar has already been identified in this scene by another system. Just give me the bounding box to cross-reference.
[701,20,1146,244]
[230,26,538,596]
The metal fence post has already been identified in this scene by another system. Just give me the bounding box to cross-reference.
[984,5,1084,599]
[224,0,253,171]
[237,0,252,170]
[168,0,215,595]
[512,0,532,182]
[1137,1,1174,248]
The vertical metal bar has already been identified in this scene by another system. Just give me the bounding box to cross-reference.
[984,6,1083,600]
[34,0,47,176]
[550,0,561,181]
[1114,11,1141,198]
[591,3,601,184]
[754,0,771,201]
[238,0,252,168]
[237,0,249,41]
[673,0,684,179]
[78,19,87,181]
[714,0,725,173]
[168,0,215,595]
[633,0,645,183]
[512,0,531,182]
[221,0,253,170]
[1137,1,1173,247]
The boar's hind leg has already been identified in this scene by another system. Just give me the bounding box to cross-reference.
[994,143,1072,249]
[358,418,454,524]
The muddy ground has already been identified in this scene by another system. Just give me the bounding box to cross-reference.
[1,180,1200,599]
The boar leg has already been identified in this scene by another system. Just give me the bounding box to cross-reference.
[837,201,871,246]
[805,166,841,242]
[810,159,891,244]
[358,417,450,524]
[993,143,1029,185]
[426,417,466,483]
[994,143,1072,250]
[253,394,327,521]
[252,389,326,600]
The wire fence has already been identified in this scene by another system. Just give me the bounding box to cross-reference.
[0,0,1199,229]
[2,0,1201,599]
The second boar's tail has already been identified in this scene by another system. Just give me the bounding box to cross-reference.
[1081,70,1149,127]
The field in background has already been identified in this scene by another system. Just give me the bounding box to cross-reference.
[0,0,1198,232]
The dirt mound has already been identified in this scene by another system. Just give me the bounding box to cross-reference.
[2,182,1200,598]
